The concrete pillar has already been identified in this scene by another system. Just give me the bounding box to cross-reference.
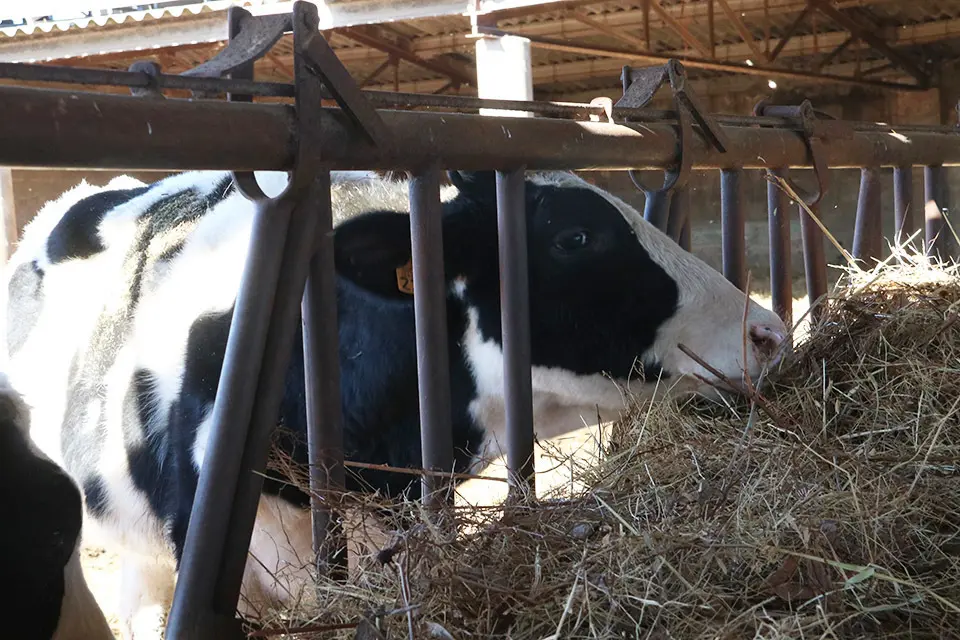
[474,31,533,117]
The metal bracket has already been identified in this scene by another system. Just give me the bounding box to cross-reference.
[753,99,836,207]
[181,13,292,81]
[615,60,728,235]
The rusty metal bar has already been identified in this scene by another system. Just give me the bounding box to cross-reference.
[767,168,793,327]
[166,195,297,639]
[301,174,347,579]
[924,165,951,259]
[853,167,883,263]
[5,86,960,172]
[5,61,960,133]
[893,165,914,243]
[408,170,454,507]
[798,200,828,318]
[496,168,535,498]
[720,169,746,290]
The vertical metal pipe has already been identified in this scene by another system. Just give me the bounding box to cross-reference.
[853,166,883,263]
[211,177,329,619]
[166,196,296,639]
[496,168,535,497]
[893,165,914,244]
[408,169,454,507]
[720,169,746,290]
[767,168,792,327]
[643,190,672,233]
[679,216,692,252]
[666,185,689,245]
[925,164,949,259]
[301,174,347,579]
[798,200,827,320]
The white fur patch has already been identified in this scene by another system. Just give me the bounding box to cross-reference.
[53,545,115,640]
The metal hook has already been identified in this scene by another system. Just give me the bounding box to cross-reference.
[615,60,726,237]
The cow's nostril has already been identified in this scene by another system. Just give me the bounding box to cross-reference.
[749,324,785,360]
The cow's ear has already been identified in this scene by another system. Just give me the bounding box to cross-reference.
[448,170,498,209]
[333,211,416,301]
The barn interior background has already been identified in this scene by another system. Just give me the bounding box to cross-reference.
[2,0,960,299]
[2,0,960,636]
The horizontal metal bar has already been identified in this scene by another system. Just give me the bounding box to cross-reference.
[3,85,960,172]
[5,62,960,137]
[3,63,960,137]
[0,62,296,97]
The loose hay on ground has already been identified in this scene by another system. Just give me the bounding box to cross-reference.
[253,255,960,639]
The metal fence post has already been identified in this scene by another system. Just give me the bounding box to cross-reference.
[301,173,347,580]
[408,169,455,508]
[496,168,535,499]
[853,166,883,263]
[767,168,793,328]
[720,169,746,290]
[893,165,914,245]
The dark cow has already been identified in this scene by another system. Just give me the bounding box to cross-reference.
[4,169,786,637]
[0,371,114,640]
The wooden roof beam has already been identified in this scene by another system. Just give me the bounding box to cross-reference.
[338,24,475,86]
[566,9,647,50]
[809,0,930,85]
[648,0,712,57]
[715,0,767,62]
[769,4,812,61]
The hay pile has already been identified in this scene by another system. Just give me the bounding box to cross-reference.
[256,254,960,639]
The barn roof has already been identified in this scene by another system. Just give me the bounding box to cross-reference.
[1,0,959,103]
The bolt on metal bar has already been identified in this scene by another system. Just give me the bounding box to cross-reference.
[301,174,347,579]
[767,168,793,327]
[798,200,828,320]
[166,195,296,639]
[496,168,536,498]
[924,165,950,260]
[720,169,746,290]
[853,167,883,264]
[893,166,914,244]
[408,170,455,507]
[666,185,689,247]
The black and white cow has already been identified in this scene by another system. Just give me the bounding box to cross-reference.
[5,169,787,637]
[0,371,114,640]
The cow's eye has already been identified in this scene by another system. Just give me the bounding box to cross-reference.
[554,229,591,253]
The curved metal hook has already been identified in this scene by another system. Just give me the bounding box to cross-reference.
[753,99,834,208]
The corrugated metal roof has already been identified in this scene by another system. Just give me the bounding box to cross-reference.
[0,1,265,38]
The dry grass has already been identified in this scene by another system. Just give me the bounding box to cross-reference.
[250,251,960,639]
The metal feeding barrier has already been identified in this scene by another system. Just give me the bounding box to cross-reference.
[0,1,958,636]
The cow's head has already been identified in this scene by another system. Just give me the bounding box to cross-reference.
[333,170,787,418]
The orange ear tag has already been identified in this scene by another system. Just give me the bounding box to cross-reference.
[396,258,414,295]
